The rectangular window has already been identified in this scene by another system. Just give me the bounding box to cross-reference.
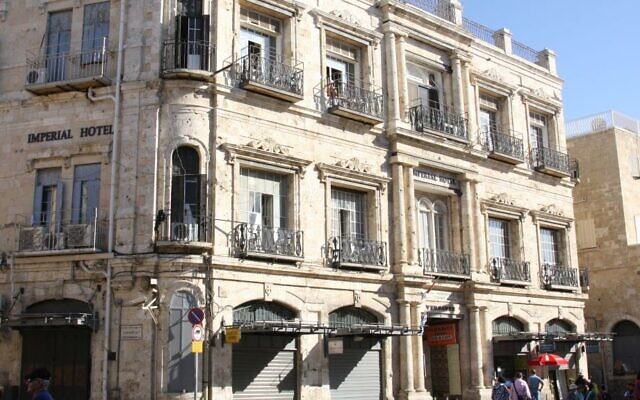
[34,168,63,227]
[489,218,511,259]
[46,10,72,81]
[480,109,497,134]
[72,164,101,224]
[240,168,288,228]
[540,228,560,265]
[529,112,549,149]
[326,38,359,86]
[81,2,110,62]
[332,188,366,239]
[240,8,280,60]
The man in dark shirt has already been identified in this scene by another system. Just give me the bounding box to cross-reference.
[25,368,54,400]
[528,369,544,400]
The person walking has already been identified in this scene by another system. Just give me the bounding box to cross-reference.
[511,372,532,400]
[528,370,544,400]
[493,375,512,400]
[567,384,580,400]
[24,368,54,400]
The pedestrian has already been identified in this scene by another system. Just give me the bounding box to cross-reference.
[635,373,640,400]
[511,372,532,400]
[493,374,512,400]
[583,381,596,400]
[528,369,544,400]
[567,384,580,400]
[624,383,634,400]
[598,385,611,400]
[24,368,54,400]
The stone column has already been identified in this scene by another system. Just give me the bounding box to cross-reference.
[412,302,427,392]
[451,55,465,117]
[397,34,409,122]
[405,165,418,266]
[468,306,485,388]
[461,59,476,140]
[393,163,408,271]
[480,306,492,387]
[460,179,477,272]
[384,28,401,124]
[399,301,416,397]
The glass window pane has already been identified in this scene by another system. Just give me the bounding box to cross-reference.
[489,218,511,259]
[331,188,366,239]
[540,228,559,265]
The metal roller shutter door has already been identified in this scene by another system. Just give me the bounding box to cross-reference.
[329,338,381,400]
[232,334,297,400]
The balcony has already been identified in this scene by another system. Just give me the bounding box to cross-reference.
[161,40,215,81]
[541,264,579,291]
[530,147,571,177]
[24,40,115,95]
[324,79,384,125]
[480,127,525,164]
[409,104,468,141]
[17,209,107,255]
[419,248,470,278]
[233,223,303,262]
[327,236,387,271]
[235,54,304,102]
[490,257,530,285]
[155,211,211,253]
[403,0,456,23]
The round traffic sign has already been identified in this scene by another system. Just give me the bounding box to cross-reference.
[192,324,204,341]
[187,307,205,325]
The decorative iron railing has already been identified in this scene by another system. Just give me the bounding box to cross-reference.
[17,209,107,253]
[402,0,455,23]
[409,104,468,140]
[569,159,580,181]
[234,223,304,259]
[579,269,589,288]
[481,128,525,161]
[512,40,540,63]
[531,147,571,175]
[161,40,215,72]
[157,211,210,243]
[327,236,387,268]
[462,17,496,45]
[25,38,114,86]
[419,248,470,277]
[490,257,530,283]
[236,53,304,97]
[324,79,384,120]
[541,264,579,289]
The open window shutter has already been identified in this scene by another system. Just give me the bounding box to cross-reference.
[72,180,83,224]
[171,175,185,224]
[261,194,273,227]
[201,15,210,69]
[54,182,64,230]
[33,185,44,226]
[249,192,262,225]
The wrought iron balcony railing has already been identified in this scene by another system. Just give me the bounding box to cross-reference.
[490,257,530,283]
[234,223,304,260]
[402,0,456,23]
[17,209,107,253]
[580,269,589,289]
[324,79,384,123]
[541,264,579,289]
[236,53,304,99]
[156,211,210,244]
[531,147,571,176]
[25,39,114,93]
[327,236,387,269]
[419,248,470,277]
[162,40,215,74]
[409,104,468,141]
[480,128,525,163]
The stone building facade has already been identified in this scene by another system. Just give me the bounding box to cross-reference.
[566,111,640,397]
[0,1,590,400]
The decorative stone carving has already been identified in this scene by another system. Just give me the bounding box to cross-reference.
[264,283,273,301]
[247,138,289,155]
[482,68,504,83]
[336,157,370,173]
[507,302,513,316]
[329,9,360,26]
[354,290,361,308]
[523,307,540,318]
[38,0,47,14]
[558,306,564,319]
[490,193,515,206]
[541,204,564,216]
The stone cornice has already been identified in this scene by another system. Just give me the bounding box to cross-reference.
[242,0,307,19]
[521,87,562,113]
[471,68,517,97]
[480,193,528,219]
[316,159,390,193]
[310,8,383,46]
[530,205,573,228]
[221,139,312,177]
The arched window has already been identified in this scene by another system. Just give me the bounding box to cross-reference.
[171,146,204,241]
[407,62,442,109]
[168,291,197,393]
[233,300,295,323]
[329,306,379,327]
[612,320,640,375]
[417,197,449,252]
[545,319,574,335]
[492,316,524,335]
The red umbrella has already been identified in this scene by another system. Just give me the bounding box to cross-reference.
[528,353,569,366]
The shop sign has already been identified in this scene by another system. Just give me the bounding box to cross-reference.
[585,342,600,353]
[413,167,459,189]
[27,124,113,144]
[539,341,555,353]
[121,324,143,341]
[426,323,457,346]
[191,341,203,353]
[327,338,344,354]
[225,327,242,344]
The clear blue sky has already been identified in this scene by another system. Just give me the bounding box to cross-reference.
[461,1,640,121]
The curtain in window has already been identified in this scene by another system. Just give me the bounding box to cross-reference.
[489,218,511,259]
[417,198,449,251]
[239,168,288,228]
[540,228,559,265]
[331,188,366,239]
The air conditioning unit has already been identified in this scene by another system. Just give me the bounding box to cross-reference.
[66,224,94,248]
[18,226,46,251]
[26,68,47,84]
[171,223,199,242]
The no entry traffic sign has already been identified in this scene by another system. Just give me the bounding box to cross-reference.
[187,307,205,325]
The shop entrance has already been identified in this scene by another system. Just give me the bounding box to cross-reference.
[424,320,462,399]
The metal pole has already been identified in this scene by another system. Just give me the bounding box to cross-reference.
[194,352,198,400]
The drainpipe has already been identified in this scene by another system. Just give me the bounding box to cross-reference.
[87,0,125,399]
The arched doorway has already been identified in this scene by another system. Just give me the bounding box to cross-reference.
[328,306,382,400]
[611,320,640,375]
[492,316,527,380]
[232,301,297,400]
[545,319,577,400]
[19,299,93,400]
